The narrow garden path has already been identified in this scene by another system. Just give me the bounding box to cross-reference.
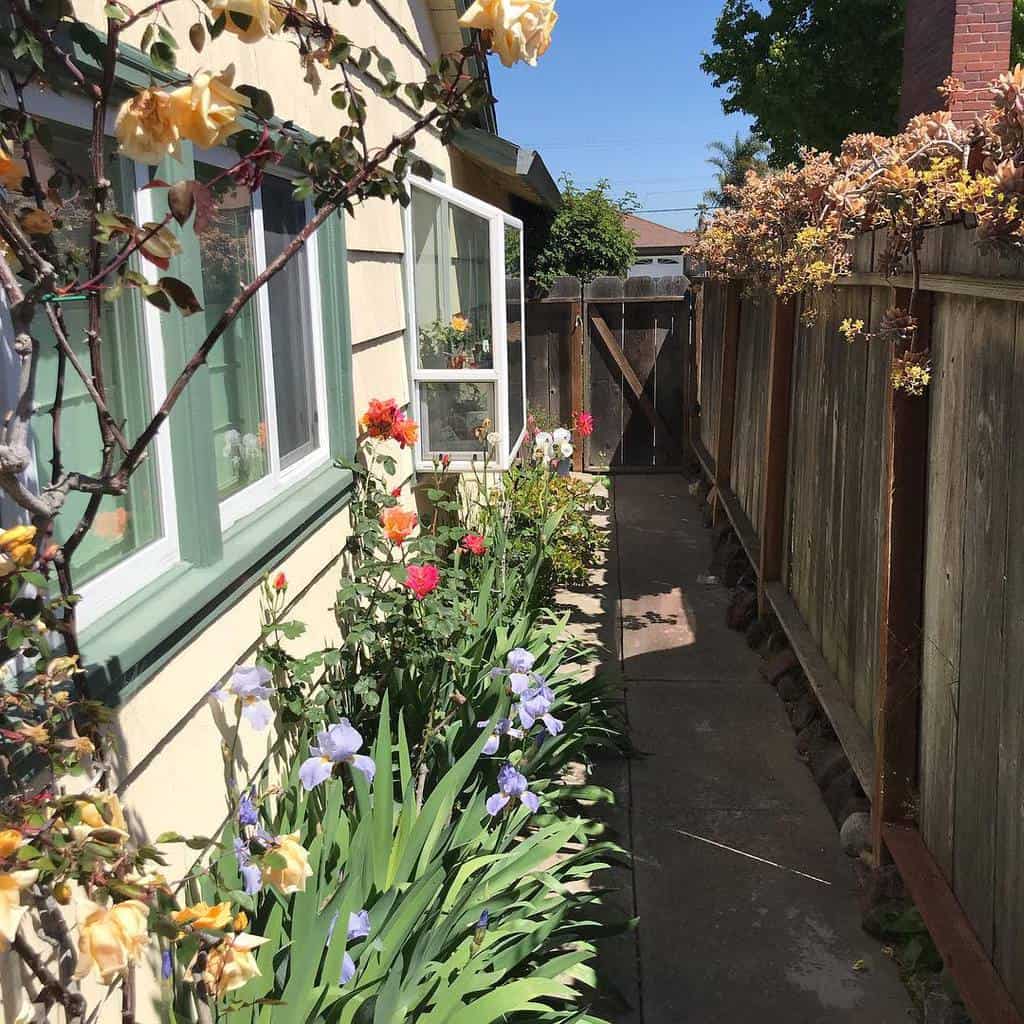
[568,474,915,1023]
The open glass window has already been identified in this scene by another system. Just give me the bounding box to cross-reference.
[404,178,526,470]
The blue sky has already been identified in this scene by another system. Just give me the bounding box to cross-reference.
[488,0,753,232]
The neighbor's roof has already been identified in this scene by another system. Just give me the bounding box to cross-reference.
[624,213,698,251]
[452,127,562,210]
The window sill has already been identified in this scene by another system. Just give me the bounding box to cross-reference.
[83,463,353,706]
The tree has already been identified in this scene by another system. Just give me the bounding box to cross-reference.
[702,133,770,209]
[701,0,906,166]
[530,176,640,290]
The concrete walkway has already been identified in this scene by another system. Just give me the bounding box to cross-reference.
[571,474,914,1024]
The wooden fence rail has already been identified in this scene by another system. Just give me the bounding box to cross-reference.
[692,222,1024,1024]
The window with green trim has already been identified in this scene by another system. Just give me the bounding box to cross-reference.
[7,89,354,639]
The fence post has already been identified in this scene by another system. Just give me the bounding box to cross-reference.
[871,289,932,866]
[712,280,742,525]
[570,285,584,472]
[757,295,798,613]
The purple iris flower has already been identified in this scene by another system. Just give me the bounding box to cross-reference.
[473,909,489,948]
[299,720,376,791]
[237,792,259,826]
[212,665,274,731]
[506,648,535,673]
[516,684,564,737]
[234,837,263,895]
[331,908,371,986]
[477,717,522,755]
[486,764,540,816]
[161,950,173,980]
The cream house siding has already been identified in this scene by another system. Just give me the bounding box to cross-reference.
[0,2,540,1015]
[8,6,474,1019]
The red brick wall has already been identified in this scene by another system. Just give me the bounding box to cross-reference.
[900,0,956,123]
[899,0,1012,125]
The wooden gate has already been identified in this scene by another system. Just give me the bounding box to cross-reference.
[525,275,692,471]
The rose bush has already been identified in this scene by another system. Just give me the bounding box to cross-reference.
[0,0,562,1015]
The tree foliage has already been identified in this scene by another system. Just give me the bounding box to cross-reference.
[530,175,640,290]
[1014,0,1024,67]
[703,132,771,209]
[701,0,906,166]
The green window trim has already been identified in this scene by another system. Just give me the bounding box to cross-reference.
[5,33,358,702]
[80,188,355,703]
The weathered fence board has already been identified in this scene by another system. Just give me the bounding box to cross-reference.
[731,290,772,536]
[693,220,1024,1018]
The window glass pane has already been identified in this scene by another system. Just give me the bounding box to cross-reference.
[26,125,162,584]
[261,176,318,467]
[504,225,524,447]
[411,188,494,371]
[412,188,443,337]
[418,382,495,456]
[446,204,492,369]
[196,164,268,500]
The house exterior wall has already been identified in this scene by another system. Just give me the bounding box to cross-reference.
[9,6,516,1017]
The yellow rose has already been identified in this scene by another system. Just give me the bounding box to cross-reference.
[0,870,38,948]
[0,525,36,575]
[459,0,557,67]
[75,898,150,984]
[172,901,233,931]
[0,830,23,861]
[195,932,268,997]
[114,87,182,166]
[209,0,285,42]
[71,792,129,845]
[450,313,471,334]
[261,833,312,895]
[168,69,249,150]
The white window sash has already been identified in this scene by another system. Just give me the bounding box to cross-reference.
[404,177,524,472]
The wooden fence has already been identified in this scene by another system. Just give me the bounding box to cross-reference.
[693,223,1024,1024]
[526,275,691,470]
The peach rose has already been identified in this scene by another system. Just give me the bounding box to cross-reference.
[75,898,150,983]
[0,142,28,191]
[261,833,312,895]
[168,69,249,150]
[0,870,38,948]
[115,87,183,165]
[196,931,268,996]
[459,0,557,67]
[380,506,418,545]
[209,0,285,42]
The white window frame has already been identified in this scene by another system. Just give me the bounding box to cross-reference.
[1,78,181,630]
[191,149,331,531]
[402,177,526,472]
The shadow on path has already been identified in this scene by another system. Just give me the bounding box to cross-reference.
[561,474,914,1024]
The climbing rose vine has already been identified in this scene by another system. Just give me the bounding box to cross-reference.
[694,70,1024,392]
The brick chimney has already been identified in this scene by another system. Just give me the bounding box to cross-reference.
[899,0,1012,125]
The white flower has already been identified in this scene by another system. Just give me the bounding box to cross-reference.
[487,431,501,449]
[552,427,571,444]
[534,431,553,447]
[559,440,574,458]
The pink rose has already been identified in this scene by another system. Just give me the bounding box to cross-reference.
[404,564,440,600]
